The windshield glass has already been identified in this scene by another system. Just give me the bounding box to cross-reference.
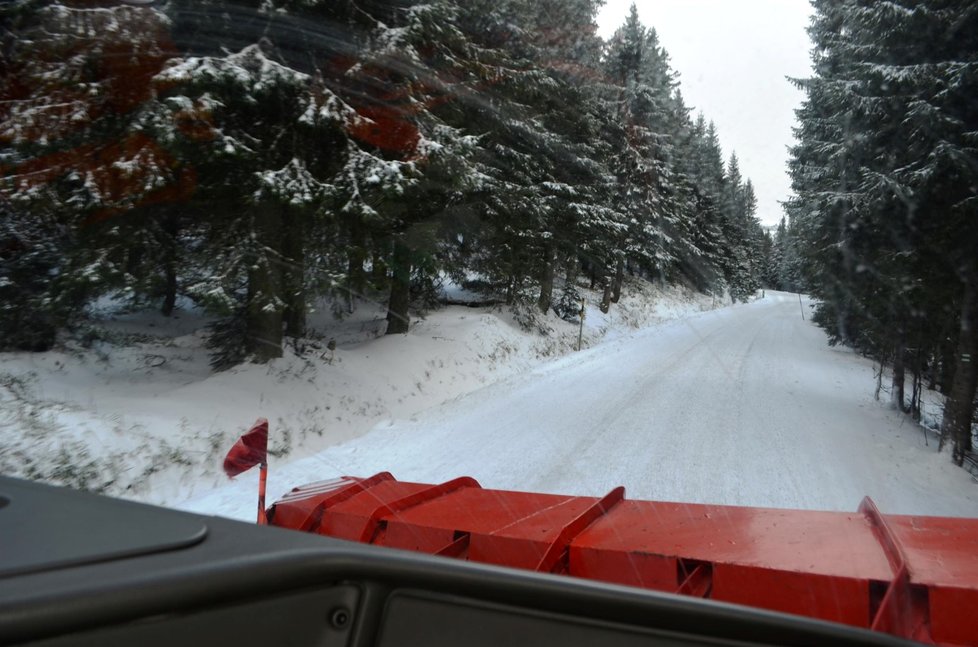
[3,0,977,641]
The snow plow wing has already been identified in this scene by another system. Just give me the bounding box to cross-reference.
[269,473,978,645]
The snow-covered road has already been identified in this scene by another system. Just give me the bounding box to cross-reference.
[180,291,978,520]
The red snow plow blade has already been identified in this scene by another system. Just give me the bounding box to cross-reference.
[269,473,978,645]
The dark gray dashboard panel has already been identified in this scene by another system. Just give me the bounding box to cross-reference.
[376,591,750,647]
[0,478,206,578]
[17,586,359,647]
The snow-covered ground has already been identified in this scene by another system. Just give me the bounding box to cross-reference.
[1,279,718,506]
[179,291,978,521]
[5,285,976,523]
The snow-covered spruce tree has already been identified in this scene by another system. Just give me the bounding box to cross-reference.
[333,0,483,334]
[1,1,188,343]
[788,0,903,357]
[155,37,354,362]
[674,115,729,294]
[661,98,718,293]
[523,0,611,315]
[769,216,805,292]
[759,226,775,290]
[633,34,706,293]
[718,153,764,302]
[600,7,676,310]
[740,179,767,295]
[790,0,978,461]
[442,0,608,315]
[833,1,934,410]
[890,1,978,461]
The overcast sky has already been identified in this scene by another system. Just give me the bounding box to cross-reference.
[596,1,813,226]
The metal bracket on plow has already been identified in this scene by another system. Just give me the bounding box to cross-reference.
[860,496,930,643]
[535,487,625,574]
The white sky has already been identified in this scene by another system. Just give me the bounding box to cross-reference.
[597,1,813,226]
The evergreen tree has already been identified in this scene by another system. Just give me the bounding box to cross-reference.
[790,0,978,461]
[156,40,352,360]
[1,0,186,347]
[601,6,688,306]
[0,0,760,374]
[447,0,608,315]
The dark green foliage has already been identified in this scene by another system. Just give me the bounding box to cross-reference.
[205,309,249,371]
[2,0,768,367]
[553,283,584,323]
[789,0,978,462]
[0,205,63,351]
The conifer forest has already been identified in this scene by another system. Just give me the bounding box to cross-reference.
[2,1,976,463]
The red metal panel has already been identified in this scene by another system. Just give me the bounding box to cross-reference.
[570,500,895,628]
[268,472,392,530]
[271,475,978,645]
[469,496,600,569]
[885,514,978,645]
[570,543,678,590]
[859,497,930,641]
[317,479,431,540]
[712,563,872,628]
[358,477,480,543]
[571,500,893,581]
[381,488,582,562]
[929,586,978,646]
[380,516,459,554]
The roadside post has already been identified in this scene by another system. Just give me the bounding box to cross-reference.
[578,298,586,351]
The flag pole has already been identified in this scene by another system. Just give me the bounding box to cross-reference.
[257,461,268,525]
[223,417,270,526]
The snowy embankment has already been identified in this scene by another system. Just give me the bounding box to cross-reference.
[180,291,978,521]
[5,285,976,523]
[1,279,715,508]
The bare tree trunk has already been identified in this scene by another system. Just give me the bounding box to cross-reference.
[160,211,178,317]
[162,260,177,317]
[940,281,978,464]
[385,238,411,335]
[371,234,390,290]
[939,334,956,395]
[611,257,624,304]
[600,275,612,314]
[537,243,555,314]
[281,207,305,338]
[347,220,367,313]
[565,255,579,289]
[910,333,924,421]
[891,329,906,411]
[927,345,939,391]
[875,358,886,401]
[911,369,922,422]
[246,202,283,361]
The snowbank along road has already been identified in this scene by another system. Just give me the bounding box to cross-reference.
[181,292,978,520]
